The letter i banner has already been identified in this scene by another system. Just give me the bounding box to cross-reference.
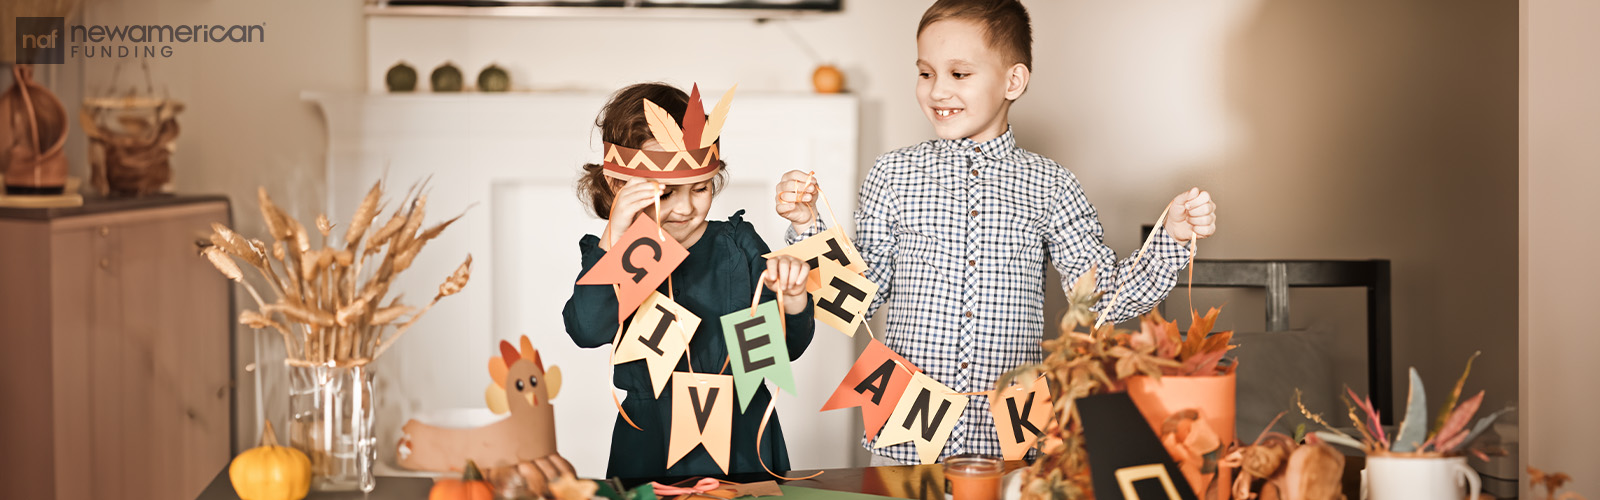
[577,213,690,323]
[874,372,968,465]
[613,291,700,397]
[719,300,796,412]
[991,375,1052,461]
[820,338,919,440]
[667,372,734,473]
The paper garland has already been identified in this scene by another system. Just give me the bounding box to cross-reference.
[577,213,690,323]
[720,300,797,412]
[874,372,969,465]
[667,372,735,473]
[614,291,701,397]
[820,338,920,440]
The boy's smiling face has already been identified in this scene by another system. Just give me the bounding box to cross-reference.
[916,18,1029,143]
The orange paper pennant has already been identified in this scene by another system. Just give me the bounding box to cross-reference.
[667,372,734,474]
[821,339,920,440]
[811,259,878,337]
[577,214,690,323]
[991,376,1052,460]
[614,292,701,397]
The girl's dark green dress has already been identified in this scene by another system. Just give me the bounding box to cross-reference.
[562,210,815,480]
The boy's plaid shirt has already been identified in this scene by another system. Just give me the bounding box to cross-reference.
[788,128,1191,463]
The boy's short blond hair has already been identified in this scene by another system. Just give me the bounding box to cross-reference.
[917,0,1033,70]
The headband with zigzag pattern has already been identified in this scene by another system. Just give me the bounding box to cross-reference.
[601,83,735,185]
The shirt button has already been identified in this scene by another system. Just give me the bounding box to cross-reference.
[970,210,979,217]
[968,259,977,266]
[972,146,982,153]
[961,362,970,369]
[970,169,979,177]
[965,311,973,318]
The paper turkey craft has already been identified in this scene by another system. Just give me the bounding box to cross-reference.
[398,336,563,472]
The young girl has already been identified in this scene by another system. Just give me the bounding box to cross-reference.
[563,83,814,479]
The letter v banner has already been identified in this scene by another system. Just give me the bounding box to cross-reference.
[991,375,1052,460]
[577,213,690,323]
[820,338,919,440]
[719,300,796,412]
[667,372,734,473]
[875,372,967,465]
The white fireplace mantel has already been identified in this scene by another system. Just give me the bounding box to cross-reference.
[304,90,861,476]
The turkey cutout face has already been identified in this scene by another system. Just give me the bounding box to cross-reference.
[486,336,563,415]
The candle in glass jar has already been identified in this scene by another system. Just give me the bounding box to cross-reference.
[944,454,1004,500]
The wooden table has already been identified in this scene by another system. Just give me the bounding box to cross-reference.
[194,458,1367,499]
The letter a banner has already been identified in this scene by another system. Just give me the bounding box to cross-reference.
[820,339,919,440]
[875,372,967,465]
[576,213,690,323]
[667,372,734,473]
[991,376,1051,460]
[613,291,700,397]
[719,300,796,412]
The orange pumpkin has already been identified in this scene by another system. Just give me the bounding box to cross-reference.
[430,460,493,500]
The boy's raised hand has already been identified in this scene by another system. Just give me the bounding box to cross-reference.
[763,254,811,313]
[1164,187,1217,244]
[602,177,662,250]
[774,170,818,231]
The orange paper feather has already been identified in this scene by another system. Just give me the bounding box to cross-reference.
[699,85,738,149]
[642,99,687,151]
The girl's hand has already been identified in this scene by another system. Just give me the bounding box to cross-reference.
[763,255,811,312]
[774,170,818,231]
[1164,187,1216,244]
[602,178,662,250]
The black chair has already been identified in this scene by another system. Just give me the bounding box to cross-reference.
[1136,227,1394,422]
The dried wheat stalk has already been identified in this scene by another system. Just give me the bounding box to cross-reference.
[200,180,471,367]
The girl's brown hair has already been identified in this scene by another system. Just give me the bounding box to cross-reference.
[577,82,728,219]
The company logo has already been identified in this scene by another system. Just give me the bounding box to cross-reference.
[16,17,66,64]
[14,17,264,62]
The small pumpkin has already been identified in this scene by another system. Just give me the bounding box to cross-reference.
[430,460,493,500]
[229,420,312,500]
[387,61,418,92]
[477,64,511,92]
[431,62,464,92]
[812,64,845,94]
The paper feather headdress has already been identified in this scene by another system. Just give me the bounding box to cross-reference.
[601,83,736,185]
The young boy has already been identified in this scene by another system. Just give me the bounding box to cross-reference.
[773,0,1216,464]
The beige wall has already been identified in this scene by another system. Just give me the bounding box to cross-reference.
[1523,0,1600,495]
[36,0,1525,466]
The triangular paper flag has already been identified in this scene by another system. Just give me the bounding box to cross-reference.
[667,372,734,473]
[991,376,1051,460]
[614,292,701,397]
[764,226,867,293]
[576,213,690,323]
[719,300,795,412]
[1078,393,1198,500]
[812,259,878,337]
[821,339,919,440]
[874,372,968,465]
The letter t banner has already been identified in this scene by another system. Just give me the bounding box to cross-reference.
[874,372,968,465]
[576,213,690,323]
[990,375,1052,460]
[718,300,796,412]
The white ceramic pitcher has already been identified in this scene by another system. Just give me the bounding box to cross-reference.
[1361,455,1481,500]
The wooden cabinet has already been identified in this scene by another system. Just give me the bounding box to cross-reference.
[0,196,234,500]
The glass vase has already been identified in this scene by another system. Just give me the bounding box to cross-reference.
[288,363,377,492]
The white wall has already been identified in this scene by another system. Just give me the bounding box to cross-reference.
[1523,0,1600,495]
